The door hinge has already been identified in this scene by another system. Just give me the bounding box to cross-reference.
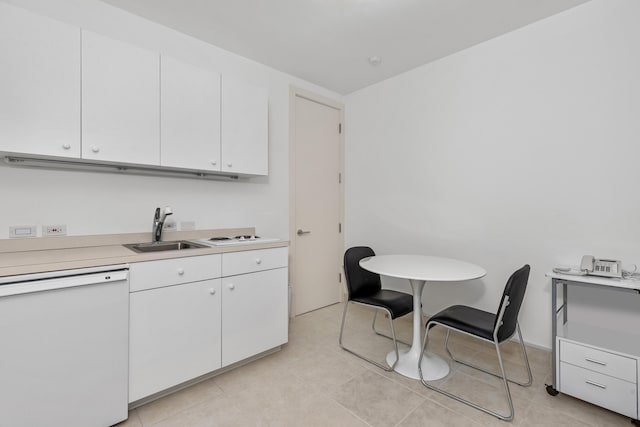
[339,223,342,233]
[338,123,342,134]
[338,173,342,184]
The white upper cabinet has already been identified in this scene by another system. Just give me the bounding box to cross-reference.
[0,3,80,158]
[160,56,221,171]
[221,78,268,176]
[82,30,160,165]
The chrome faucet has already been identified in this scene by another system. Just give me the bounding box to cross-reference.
[152,206,173,242]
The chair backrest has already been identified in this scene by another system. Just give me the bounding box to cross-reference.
[343,246,382,300]
[493,264,530,342]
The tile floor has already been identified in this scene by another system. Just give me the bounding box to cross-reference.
[117,303,634,427]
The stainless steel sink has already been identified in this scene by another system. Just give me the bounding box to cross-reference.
[124,240,207,253]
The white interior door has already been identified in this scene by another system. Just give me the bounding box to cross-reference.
[293,94,343,315]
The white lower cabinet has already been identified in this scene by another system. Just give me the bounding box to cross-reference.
[129,248,288,402]
[222,268,289,366]
[129,279,222,402]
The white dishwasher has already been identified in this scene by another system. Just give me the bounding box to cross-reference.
[0,265,129,427]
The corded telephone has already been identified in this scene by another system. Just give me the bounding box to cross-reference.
[580,255,622,278]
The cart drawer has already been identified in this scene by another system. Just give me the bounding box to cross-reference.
[560,340,637,383]
[560,362,637,419]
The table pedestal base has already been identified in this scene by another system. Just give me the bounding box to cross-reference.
[386,349,450,381]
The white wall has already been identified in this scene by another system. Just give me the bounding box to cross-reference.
[0,0,341,239]
[345,0,640,349]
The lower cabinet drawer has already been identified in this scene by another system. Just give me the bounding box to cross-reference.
[222,247,288,277]
[130,254,221,292]
[560,362,638,419]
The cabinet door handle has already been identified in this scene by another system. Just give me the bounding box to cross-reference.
[227,283,235,290]
[211,160,217,166]
[585,358,606,366]
[255,258,262,265]
[209,288,216,295]
[585,380,607,389]
[62,143,71,150]
[177,268,185,275]
[91,146,100,153]
[227,162,233,167]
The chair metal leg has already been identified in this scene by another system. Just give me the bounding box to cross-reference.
[444,322,533,387]
[419,322,516,421]
[372,310,411,347]
[339,301,400,372]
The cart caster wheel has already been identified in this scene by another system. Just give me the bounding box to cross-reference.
[545,384,559,396]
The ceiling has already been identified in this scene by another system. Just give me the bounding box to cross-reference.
[100,0,589,95]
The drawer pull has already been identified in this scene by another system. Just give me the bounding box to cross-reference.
[209,288,216,295]
[255,258,262,265]
[585,358,607,366]
[585,380,607,389]
[177,268,185,276]
[228,283,235,290]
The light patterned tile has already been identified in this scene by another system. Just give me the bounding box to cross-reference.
[149,394,253,427]
[137,378,224,426]
[114,410,142,427]
[398,398,483,427]
[332,370,425,427]
[286,347,369,393]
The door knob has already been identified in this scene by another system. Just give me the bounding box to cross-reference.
[297,229,311,236]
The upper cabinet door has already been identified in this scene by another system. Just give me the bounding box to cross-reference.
[160,56,221,171]
[0,4,80,158]
[221,79,268,176]
[82,31,160,165]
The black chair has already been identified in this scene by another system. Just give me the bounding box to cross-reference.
[418,265,533,421]
[339,246,414,371]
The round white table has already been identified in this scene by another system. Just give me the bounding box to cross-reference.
[359,255,486,380]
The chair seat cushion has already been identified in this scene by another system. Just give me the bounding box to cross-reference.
[353,290,413,319]
[428,305,496,341]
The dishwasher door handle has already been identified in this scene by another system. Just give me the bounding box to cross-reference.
[0,270,129,297]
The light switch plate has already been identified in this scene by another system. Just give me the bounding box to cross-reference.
[9,225,37,238]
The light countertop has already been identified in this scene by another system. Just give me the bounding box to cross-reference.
[0,228,288,280]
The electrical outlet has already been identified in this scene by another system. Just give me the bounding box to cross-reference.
[9,225,37,238]
[180,221,195,231]
[163,220,177,231]
[42,224,67,236]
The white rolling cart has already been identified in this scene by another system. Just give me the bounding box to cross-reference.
[546,272,640,425]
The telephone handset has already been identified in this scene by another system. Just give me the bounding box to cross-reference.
[580,255,622,278]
